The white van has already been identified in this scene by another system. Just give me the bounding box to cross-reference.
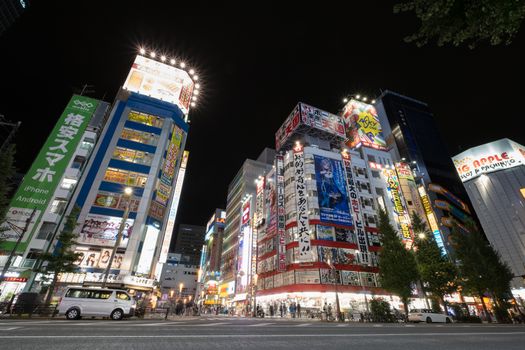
[58,287,135,320]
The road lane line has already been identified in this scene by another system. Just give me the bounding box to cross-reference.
[194,322,231,326]
[295,323,311,327]
[2,332,525,339]
[0,327,20,331]
[247,323,274,327]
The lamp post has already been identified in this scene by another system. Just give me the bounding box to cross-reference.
[326,258,341,322]
[101,187,133,288]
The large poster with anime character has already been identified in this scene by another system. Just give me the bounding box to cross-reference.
[313,155,352,226]
[318,246,338,263]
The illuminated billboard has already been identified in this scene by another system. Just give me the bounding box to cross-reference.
[78,214,134,248]
[275,103,345,151]
[382,168,412,244]
[123,55,194,114]
[341,99,387,150]
[313,155,352,226]
[452,138,525,182]
[1,95,99,251]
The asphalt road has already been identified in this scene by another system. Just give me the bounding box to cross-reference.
[1,316,524,350]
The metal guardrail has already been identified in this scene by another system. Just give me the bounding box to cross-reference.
[0,301,58,318]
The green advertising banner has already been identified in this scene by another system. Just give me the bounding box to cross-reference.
[0,95,99,253]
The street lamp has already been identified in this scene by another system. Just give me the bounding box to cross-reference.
[101,187,133,288]
[326,258,341,322]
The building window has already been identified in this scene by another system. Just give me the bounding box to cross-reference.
[371,170,380,178]
[50,199,67,215]
[121,128,159,146]
[36,222,57,240]
[367,155,376,163]
[104,168,148,187]
[72,156,86,170]
[60,177,77,190]
[113,147,153,166]
[128,110,164,128]
[80,138,95,152]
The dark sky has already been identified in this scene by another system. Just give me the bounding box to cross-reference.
[1,1,524,231]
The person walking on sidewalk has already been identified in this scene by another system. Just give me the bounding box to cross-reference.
[297,303,301,318]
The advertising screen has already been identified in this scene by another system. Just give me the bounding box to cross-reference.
[382,168,412,244]
[136,226,160,275]
[313,155,352,226]
[341,99,386,150]
[452,138,525,182]
[78,214,134,248]
[123,55,194,113]
[1,95,99,251]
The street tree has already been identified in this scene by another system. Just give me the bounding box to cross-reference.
[38,207,81,305]
[450,222,513,322]
[0,144,17,247]
[377,207,419,318]
[394,0,525,48]
[412,212,458,312]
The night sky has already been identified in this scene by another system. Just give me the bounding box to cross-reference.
[1,1,524,231]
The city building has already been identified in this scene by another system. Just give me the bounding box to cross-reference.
[219,148,274,312]
[0,95,109,300]
[375,90,476,253]
[173,224,206,266]
[159,253,199,301]
[0,0,28,36]
[49,50,199,297]
[253,102,418,316]
[196,209,226,306]
[452,138,525,289]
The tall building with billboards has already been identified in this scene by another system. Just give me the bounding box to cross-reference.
[55,51,198,295]
[453,139,525,289]
[375,90,476,253]
[0,95,109,300]
[197,209,226,306]
[219,149,274,311]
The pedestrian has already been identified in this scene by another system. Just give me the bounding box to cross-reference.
[269,304,274,317]
[297,303,301,318]
[327,304,333,321]
[279,304,283,317]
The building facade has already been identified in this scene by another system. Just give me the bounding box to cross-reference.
[159,252,199,300]
[173,224,206,266]
[0,95,108,301]
[196,209,226,306]
[452,138,525,289]
[219,149,274,310]
[375,90,476,254]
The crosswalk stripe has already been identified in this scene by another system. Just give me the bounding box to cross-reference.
[295,323,312,327]
[0,327,20,331]
[247,323,274,327]
[336,324,346,327]
[195,322,230,326]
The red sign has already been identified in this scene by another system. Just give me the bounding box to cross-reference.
[3,277,28,282]
[242,201,250,225]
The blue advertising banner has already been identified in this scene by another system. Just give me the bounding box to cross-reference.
[313,155,352,226]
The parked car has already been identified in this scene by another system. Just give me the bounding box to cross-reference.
[408,309,453,323]
[57,287,135,320]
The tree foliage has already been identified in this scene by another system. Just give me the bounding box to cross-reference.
[394,0,525,48]
[412,212,458,310]
[450,221,514,321]
[377,207,419,316]
[0,144,17,247]
[38,207,81,305]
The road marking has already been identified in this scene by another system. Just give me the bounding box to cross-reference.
[336,324,346,327]
[195,322,230,327]
[2,332,525,339]
[295,323,311,327]
[247,323,274,327]
[0,327,20,331]
[372,324,384,327]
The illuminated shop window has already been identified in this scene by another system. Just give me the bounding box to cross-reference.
[128,110,164,128]
[121,128,159,146]
[112,147,153,166]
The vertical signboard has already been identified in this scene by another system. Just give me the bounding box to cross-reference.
[395,162,428,224]
[252,178,264,282]
[293,145,311,261]
[382,168,413,245]
[237,199,251,293]
[341,151,368,262]
[158,150,189,264]
[313,155,352,226]
[276,155,286,271]
[418,185,446,254]
[1,95,99,251]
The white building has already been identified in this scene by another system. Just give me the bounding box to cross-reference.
[160,253,199,300]
[453,138,525,289]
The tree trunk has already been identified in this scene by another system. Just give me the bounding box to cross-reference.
[402,298,409,321]
[439,295,447,314]
[44,273,58,306]
[479,293,491,323]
